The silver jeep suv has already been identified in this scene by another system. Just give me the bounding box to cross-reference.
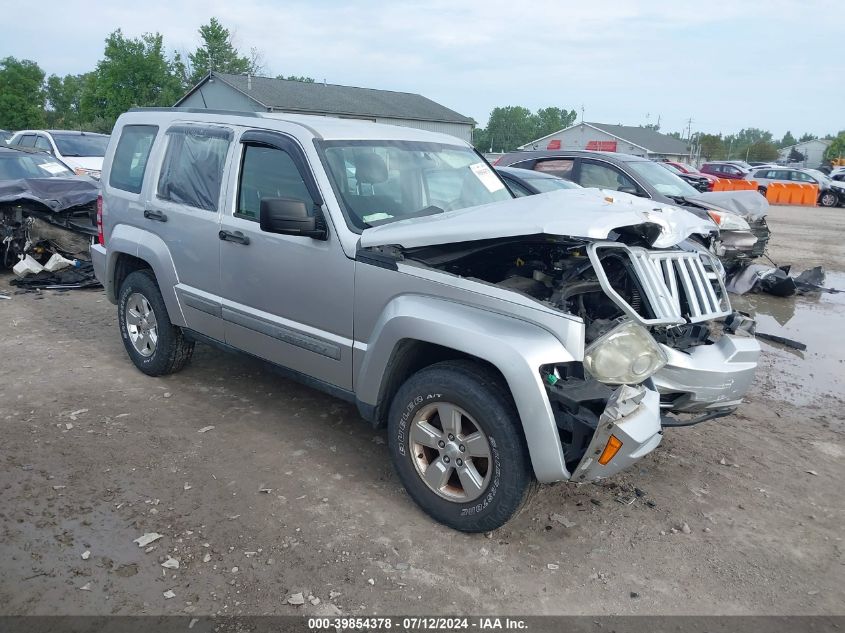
[92,109,759,532]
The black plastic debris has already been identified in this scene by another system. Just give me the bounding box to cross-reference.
[726,264,839,296]
[9,261,99,290]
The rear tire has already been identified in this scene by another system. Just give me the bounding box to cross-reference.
[118,269,194,376]
[387,360,535,532]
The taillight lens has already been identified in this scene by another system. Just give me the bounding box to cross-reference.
[96,194,104,246]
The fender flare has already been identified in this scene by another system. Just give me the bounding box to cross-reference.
[356,295,581,483]
[104,224,186,326]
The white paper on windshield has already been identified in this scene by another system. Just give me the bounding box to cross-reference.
[38,162,67,175]
[362,212,393,223]
[469,163,505,193]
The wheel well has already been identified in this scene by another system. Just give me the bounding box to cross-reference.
[114,253,152,294]
[371,339,509,428]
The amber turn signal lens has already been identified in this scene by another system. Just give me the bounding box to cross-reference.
[598,435,623,465]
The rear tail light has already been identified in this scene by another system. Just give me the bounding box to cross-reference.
[96,194,104,246]
[492,156,503,165]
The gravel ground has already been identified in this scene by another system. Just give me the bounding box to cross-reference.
[1,204,843,616]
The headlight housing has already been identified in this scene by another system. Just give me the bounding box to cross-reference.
[583,321,668,385]
[707,210,750,231]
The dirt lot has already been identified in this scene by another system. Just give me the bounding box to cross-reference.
[1,205,843,616]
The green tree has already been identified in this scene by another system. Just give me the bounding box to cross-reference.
[532,107,577,141]
[746,140,779,162]
[798,132,817,142]
[779,130,797,148]
[477,106,535,152]
[0,57,46,129]
[187,18,260,85]
[698,133,724,160]
[87,29,183,129]
[45,73,89,128]
[276,74,315,83]
[825,133,845,162]
[788,147,805,163]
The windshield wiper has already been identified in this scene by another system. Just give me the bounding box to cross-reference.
[363,205,445,228]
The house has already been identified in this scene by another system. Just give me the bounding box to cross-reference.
[174,72,475,143]
[519,121,692,162]
[777,139,832,168]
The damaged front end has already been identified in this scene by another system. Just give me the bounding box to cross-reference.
[361,189,760,480]
[0,177,98,270]
[400,233,757,474]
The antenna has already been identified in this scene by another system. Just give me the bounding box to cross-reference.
[580,104,585,122]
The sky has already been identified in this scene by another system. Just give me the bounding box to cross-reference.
[2,0,842,139]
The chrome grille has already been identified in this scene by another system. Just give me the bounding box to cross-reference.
[587,243,731,326]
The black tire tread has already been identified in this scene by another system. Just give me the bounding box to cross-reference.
[388,359,535,532]
[119,269,194,376]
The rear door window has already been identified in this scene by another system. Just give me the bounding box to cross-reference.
[109,125,159,194]
[533,158,575,179]
[18,134,36,148]
[157,125,232,211]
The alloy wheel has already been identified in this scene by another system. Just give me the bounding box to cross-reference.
[409,402,492,502]
[125,292,158,357]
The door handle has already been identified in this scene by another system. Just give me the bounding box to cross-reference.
[143,209,168,222]
[218,230,250,245]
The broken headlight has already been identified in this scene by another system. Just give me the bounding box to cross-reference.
[583,321,668,385]
[707,210,750,231]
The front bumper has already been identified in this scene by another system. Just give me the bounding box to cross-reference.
[652,333,760,413]
[569,385,662,482]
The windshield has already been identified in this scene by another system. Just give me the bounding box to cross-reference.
[0,153,75,179]
[318,140,512,230]
[524,176,580,193]
[627,160,700,197]
[806,169,831,185]
[52,133,109,157]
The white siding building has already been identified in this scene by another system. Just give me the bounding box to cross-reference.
[519,122,692,162]
[175,72,475,143]
[777,139,832,168]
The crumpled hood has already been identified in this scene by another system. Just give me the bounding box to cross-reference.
[360,188,716,250]
[683,190,769,221]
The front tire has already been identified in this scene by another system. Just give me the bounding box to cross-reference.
[819,191,838,207]
[118,269,194,376]
[388,360,535,532]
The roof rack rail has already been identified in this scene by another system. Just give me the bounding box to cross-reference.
[128,107,260,117]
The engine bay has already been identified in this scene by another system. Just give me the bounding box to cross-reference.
[405,235,717,351]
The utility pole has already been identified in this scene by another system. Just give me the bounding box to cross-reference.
[580,104,585,123]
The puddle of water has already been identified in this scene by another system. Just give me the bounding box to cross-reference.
[732,271,845,407]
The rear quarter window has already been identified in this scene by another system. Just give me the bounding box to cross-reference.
[157,126,231,211]
[109,125,158,194]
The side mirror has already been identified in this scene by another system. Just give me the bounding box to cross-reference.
[259,197,327,240]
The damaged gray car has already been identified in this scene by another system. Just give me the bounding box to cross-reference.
[0,146,98,269]
[92,110,760,532]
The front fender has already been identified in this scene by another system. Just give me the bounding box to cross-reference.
[102,224,186,326]
[356,295,582,483]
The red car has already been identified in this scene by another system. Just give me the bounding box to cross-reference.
[664,161,719,190]
[700,161,749,180]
